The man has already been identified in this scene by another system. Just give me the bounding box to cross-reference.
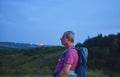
[53,31,78,77]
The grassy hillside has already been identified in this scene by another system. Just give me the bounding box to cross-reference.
[0,45,119,77]
[0,45,110,76]
[0,46,65,75]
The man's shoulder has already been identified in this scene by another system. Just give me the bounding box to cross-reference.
[68,47,77,51]
[66,48,77,54]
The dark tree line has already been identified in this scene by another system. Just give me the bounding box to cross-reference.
[76,33,120,76]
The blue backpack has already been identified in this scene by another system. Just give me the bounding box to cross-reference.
[75,47,88,77]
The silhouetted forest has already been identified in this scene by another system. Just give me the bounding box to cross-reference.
[0,33,120,77]
[76,33,120,77]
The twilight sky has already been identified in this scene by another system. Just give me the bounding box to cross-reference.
[0,0,120,45]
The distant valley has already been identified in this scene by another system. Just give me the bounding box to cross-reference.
[0,42,42,49]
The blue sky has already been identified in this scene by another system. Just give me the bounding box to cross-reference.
[0,0,120,45]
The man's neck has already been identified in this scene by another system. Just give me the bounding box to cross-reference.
[66,43,74,48]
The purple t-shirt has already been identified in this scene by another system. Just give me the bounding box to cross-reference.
[54,47,79,73]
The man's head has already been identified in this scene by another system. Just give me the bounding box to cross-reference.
[60,31,75,47]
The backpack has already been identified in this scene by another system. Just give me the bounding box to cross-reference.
[75,47,88,77]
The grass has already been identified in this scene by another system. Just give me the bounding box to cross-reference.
[0,69,109,77]
[87,69,109,77]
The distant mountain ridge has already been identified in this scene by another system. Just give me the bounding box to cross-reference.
[0,42,41,49]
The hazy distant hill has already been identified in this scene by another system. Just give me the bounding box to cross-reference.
[0,42,41,49]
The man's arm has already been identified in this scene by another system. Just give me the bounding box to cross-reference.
[57,63,71,77]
